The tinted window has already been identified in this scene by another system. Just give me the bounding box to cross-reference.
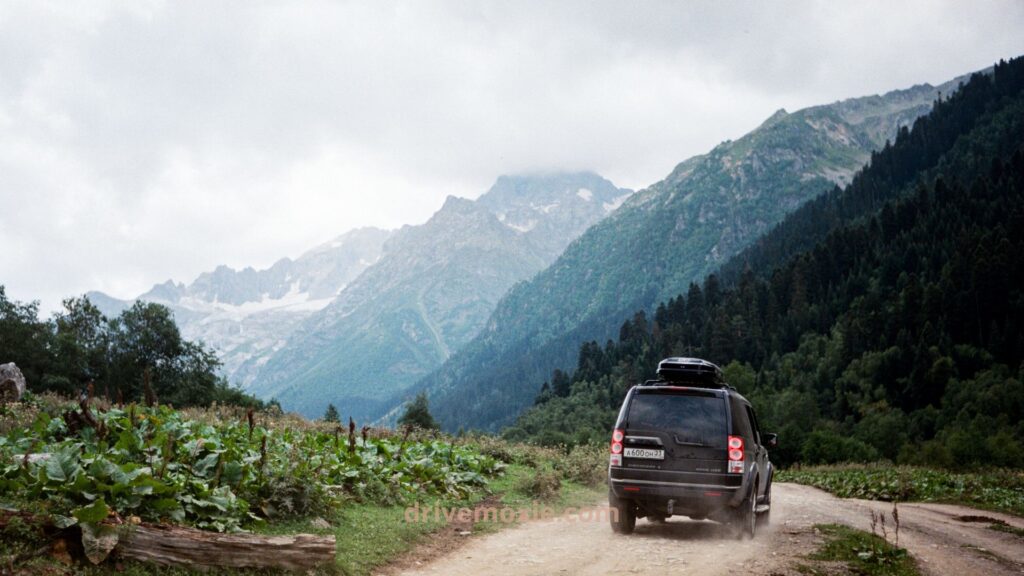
[730,396,753,439]
[627,392,727,448]
[745,406,761,444]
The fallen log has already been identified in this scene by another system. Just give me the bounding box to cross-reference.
[10,453,51,465]
[119,523,336,572]
[0,509,336,572]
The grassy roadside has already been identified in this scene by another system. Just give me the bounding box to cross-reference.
[0,395,609,575]
[777,464,1024,517]
[796,523,920,576]
[329,450,605,575]
[303,464,603,576]
[473,463,605,534]
[320,441,606,575]
[0,455,602,569]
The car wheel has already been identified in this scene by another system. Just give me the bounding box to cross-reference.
[735,482,756,539]
[609,491,636,535]
[757,479,772,527]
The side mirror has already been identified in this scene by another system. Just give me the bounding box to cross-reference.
[764,433,778,448]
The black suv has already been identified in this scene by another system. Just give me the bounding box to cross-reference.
[607,357,776,538]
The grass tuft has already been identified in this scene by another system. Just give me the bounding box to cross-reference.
[809,523,920,576]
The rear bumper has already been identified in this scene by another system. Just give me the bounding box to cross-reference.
[608,466,747,514]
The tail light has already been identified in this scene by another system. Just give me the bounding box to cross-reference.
[727,435,744,474]
[609,428,624,466]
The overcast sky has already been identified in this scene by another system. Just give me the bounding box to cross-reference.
[2,1,1022,314]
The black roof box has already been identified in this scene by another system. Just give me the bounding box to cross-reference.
[653,357,727,387]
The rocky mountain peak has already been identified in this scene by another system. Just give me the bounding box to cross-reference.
[474,171,633,259]
[478,171,625,211]
[141,279,187,303]
[760,108,789,128]
[435,195,487,219]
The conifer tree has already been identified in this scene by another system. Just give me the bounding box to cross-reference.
[398,392,439,430]
[323,403,340,423]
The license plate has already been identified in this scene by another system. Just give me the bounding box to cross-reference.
[623,447,664,460]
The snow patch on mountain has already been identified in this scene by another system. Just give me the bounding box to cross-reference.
[603,192,632,213]
[507,220,537,233]
[176,282,333,323]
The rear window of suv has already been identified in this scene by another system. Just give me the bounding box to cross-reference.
[627,391,727,448]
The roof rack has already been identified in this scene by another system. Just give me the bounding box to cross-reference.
[639,379,736,391]
[641,357,734,390]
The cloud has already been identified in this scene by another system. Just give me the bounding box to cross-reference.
[1,0,1022,313]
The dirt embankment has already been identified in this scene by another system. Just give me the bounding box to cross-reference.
[384,483,1024,576]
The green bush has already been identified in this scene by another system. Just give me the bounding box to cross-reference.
[778,464,1024,516]
[552,444,607,487]
[0,403,506,533]
[800,429,880,464]
[897,439,953,468]
[517,468,561,500]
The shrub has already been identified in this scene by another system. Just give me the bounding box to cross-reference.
[517,469,561,500]
[801,429,880,464]
[552,444,606,487]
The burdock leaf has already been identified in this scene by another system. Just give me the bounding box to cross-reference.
[80,522,120,565]
[72,499,109,523]
[52,515,78,529]
[44,449,79,483]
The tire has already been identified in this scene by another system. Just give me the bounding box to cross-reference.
[735,479,757,540]
[757,479,772,527]
[609,491,636,535]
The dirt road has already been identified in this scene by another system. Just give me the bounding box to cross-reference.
[389,483,1024,576]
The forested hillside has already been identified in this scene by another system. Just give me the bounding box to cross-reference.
[0,292,260,407]
[504,57,1024,469]
[408,72,968,432]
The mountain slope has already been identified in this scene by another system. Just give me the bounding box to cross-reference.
[503,57,1024,468]
[407,72,972,432]
[248,173,631,419]
[88,227,392,387]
